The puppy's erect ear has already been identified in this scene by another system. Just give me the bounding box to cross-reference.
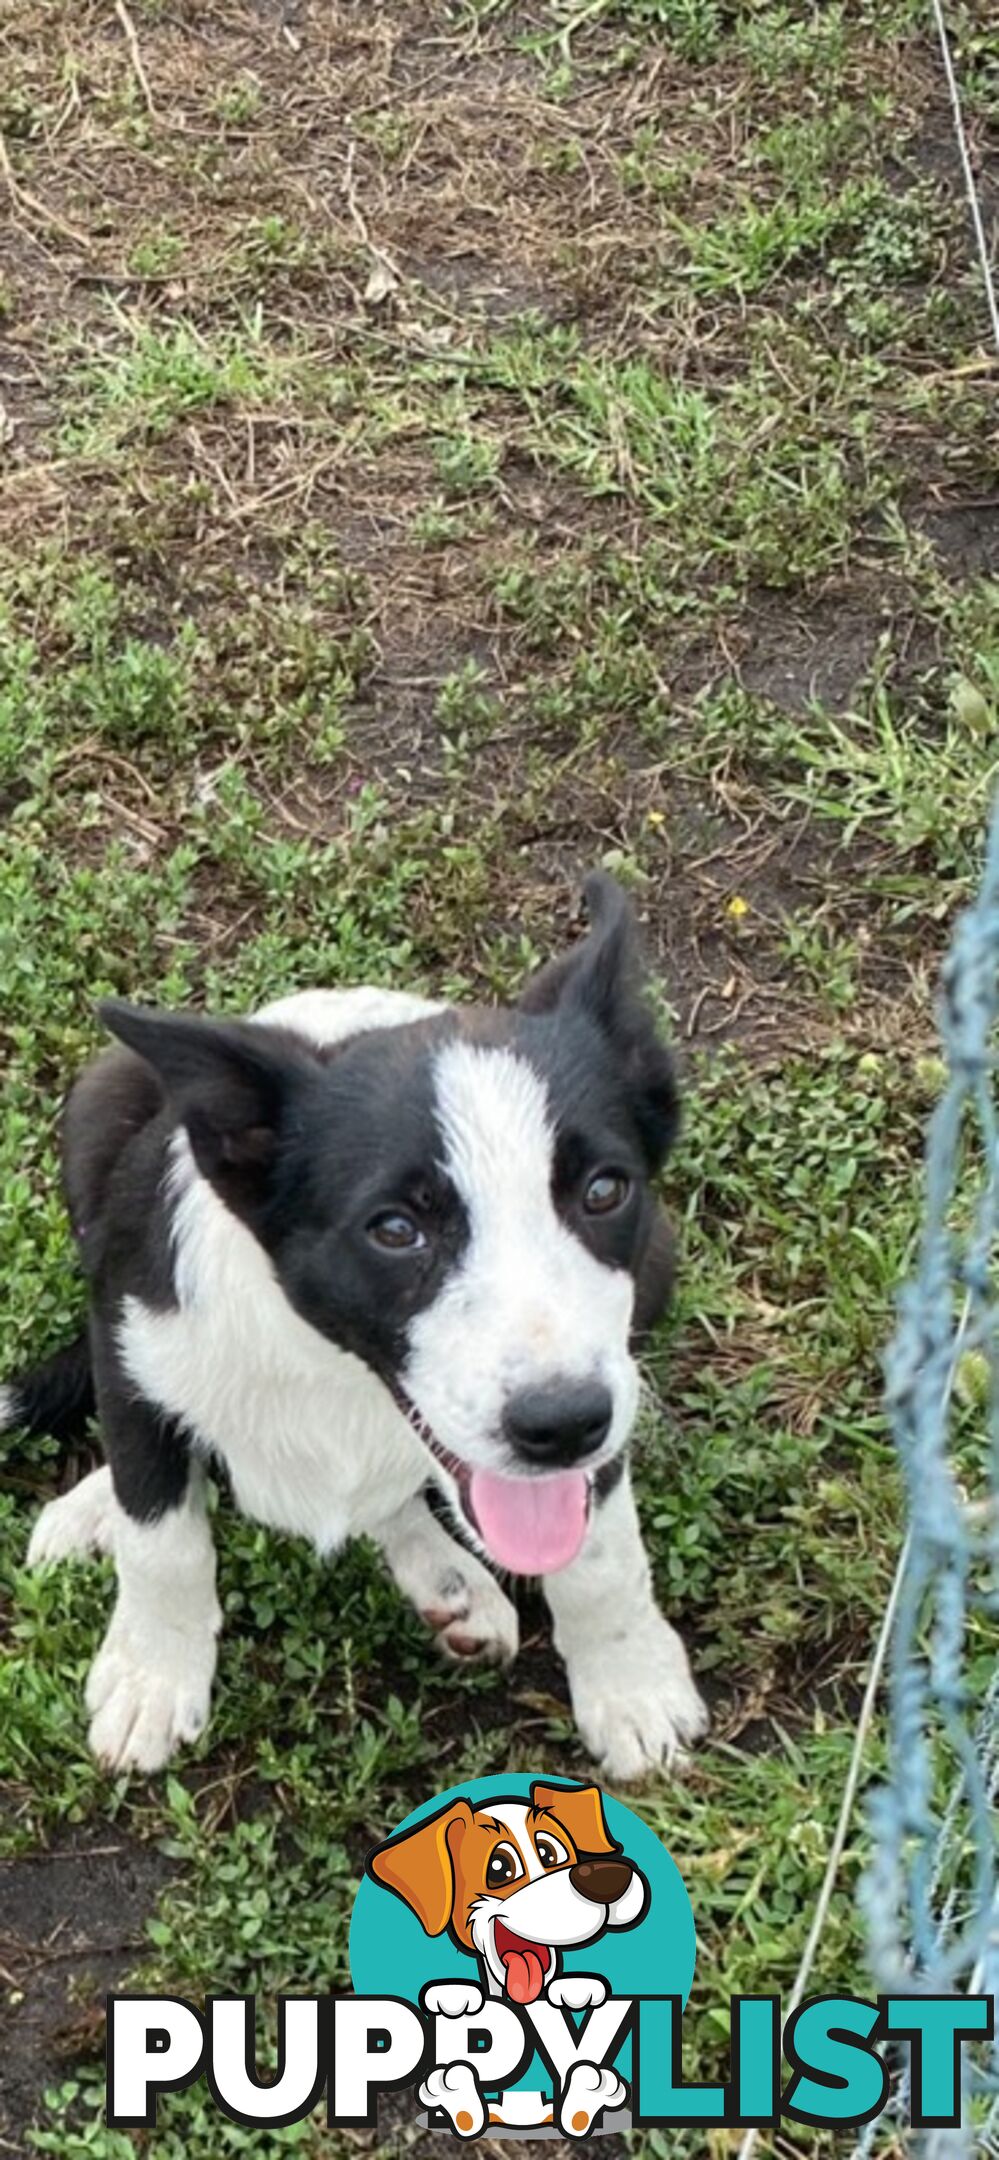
[97,1000,315,1213]
[519,874,680,1171]
[530,1782,619,1858]
[519,873,637,1032]
[366,1800,475,1937]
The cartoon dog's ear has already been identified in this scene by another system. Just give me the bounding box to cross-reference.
[531,1782,619,1857]
[366,1800,475,1937]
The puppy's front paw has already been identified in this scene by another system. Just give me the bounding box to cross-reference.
[86,1618,217,1774]
[559,2061,627,2136]
[424,1569,519,1668]
[27,1466,116,1566]
[423,1981,484,2018]
[419,2062,485,2137]
[567,1614,708,1782]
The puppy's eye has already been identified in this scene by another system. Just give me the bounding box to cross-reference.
[583,1170,631,1216]
[367,1210,426,1253]
[486,1843,520,1887]
[536,1834,567,1870]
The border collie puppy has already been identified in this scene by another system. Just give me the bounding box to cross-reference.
[3,875,707,1780]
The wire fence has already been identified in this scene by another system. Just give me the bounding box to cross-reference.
[738,10,999,2153]
[853,810,999,2155]
[852,6,999,2149]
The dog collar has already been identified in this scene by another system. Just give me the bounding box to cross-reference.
[383,1374,469,1489]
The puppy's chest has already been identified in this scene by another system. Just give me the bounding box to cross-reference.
[118,1296,426,1549]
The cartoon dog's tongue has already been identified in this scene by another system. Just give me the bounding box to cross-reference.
[503,1946,548,2005]
[468,1469,589,1575]
[495,1922,550,2005]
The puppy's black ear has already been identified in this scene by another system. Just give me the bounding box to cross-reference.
[520,873,680,1170]
[519,872,640,1031]
[97,1000,313,1213]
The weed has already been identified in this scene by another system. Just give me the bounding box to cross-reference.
[59,313,286,451]
[433,428,503,495]
[128,229,185,279]
[214,74,263,125]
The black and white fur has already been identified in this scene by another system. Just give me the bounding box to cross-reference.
[4,876,707,1780]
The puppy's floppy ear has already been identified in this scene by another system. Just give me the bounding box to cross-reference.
[519,874,680,1171]
[97,1000,315,1213]
[366,1800,475,1937]
[530,1781,619,1858]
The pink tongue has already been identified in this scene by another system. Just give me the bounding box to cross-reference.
[502,1948,548,2005]
[468,1469,589,1574]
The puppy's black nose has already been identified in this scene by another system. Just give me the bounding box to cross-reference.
[502,1381,613,1468]
[570,1858,633,1904]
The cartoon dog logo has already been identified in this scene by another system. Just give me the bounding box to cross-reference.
[367,1779,649,2135]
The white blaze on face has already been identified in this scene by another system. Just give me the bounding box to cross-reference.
[485,1802,541,1868]
[467,1802,613,2003]
[403,1043,638,1507]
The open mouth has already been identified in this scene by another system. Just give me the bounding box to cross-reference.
[493,1918,554,2005]
[383,1377,592,1575]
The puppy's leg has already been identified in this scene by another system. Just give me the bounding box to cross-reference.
[543,1464,707,1782]
[376,1490,519,1665]
[28,1463,116,1565]
[88,1475,221,1774]
[85,1353,221,1774]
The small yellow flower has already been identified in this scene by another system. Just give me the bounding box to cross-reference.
[646,809,665,827]
[726,894,749,921]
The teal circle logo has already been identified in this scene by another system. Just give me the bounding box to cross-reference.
[350,1773,696,2129]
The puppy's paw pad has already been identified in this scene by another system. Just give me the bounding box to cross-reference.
[27,1468,116,1567]
[559,2062,626,2137]
[422,1600,469,1630]
[419,2063,484,2137]
[433,1578,518,1667]
[421,1567,472,1631]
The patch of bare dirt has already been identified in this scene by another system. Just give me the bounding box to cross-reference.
[0,1831,172,2152]
[735,591,884,714]
[919,500,999,579]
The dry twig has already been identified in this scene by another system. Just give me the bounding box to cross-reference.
[0,127,90,250]
[113,0,158,117]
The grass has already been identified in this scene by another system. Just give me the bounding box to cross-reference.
[0,0,997,2154]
